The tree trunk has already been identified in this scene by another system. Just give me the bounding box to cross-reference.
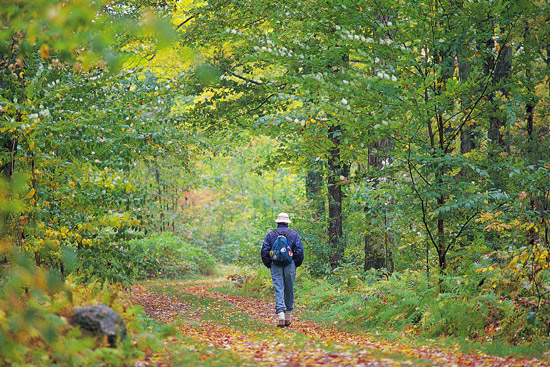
[437,246,447,273]
[525,23,536,148]
[363,217,394,272]
[327,123,344,270]
[487,44,512,157]
[1,135,17,181]
[485,42,512,191]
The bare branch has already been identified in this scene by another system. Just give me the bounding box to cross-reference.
[228,72,263,85]
[176,15,195,30]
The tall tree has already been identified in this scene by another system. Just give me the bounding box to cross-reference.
[177,0,401,269]
[0,0,190,269]
[160,0,549,273]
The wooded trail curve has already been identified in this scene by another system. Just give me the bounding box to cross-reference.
[130,279,548,367]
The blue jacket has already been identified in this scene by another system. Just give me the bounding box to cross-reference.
[261,224,304,268]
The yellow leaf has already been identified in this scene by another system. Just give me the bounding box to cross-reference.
[520,252,529,263]
[40,43,50,59]
[0,239,11,254]
[25,188,35,199]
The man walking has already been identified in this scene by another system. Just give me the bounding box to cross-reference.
[261,212,304,327]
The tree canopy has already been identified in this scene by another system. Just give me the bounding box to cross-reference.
[1,0,550,360]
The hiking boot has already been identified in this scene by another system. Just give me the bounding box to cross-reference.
[284,311,292,327]
[277,312,285,328]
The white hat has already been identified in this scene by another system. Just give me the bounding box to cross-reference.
[275,212,291,224]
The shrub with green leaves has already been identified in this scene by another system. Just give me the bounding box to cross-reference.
[77,232,216,284]
[231,264,549,347]
[0,251,147,366]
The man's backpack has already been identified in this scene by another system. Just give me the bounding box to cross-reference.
[269,229,294,266]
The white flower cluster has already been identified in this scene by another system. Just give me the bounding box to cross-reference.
[39,107,51,118]
[376,71,398,82]
[46,79,62,88]
[225,28,243,36]
[253,45,272,53]
[291,39,310,49]
[342,98,350,110]
[337,28,374,43]
[253,33,318,59]
[303,72,327,82]
[253,42,297,58]
[285,116,306,127]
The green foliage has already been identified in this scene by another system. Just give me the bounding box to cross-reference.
[171,137,305,267]
[0,0,194,275]
[307,267,549,345]
[78,232,216,285]
[235,266,273,298]
[1,0,550,360]
[0,249,148,366]
[176,0,550,274]
[229,263,549,350]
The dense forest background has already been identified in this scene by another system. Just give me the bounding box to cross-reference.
[1,0,550,364]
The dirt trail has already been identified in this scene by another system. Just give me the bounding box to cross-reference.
[131,279,549,367]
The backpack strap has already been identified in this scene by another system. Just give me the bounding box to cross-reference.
[274,228,292,237]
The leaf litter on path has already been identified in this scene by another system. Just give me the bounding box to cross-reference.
[130,279,549,367]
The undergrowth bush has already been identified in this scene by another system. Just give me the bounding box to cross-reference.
[237,263,550,347]
[78,232,216,284]
[0,251,156,366]
[239,266,273,297]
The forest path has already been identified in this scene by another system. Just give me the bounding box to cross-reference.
[130,278,547,367]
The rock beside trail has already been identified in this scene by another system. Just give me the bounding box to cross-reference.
[71,305,127,347]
